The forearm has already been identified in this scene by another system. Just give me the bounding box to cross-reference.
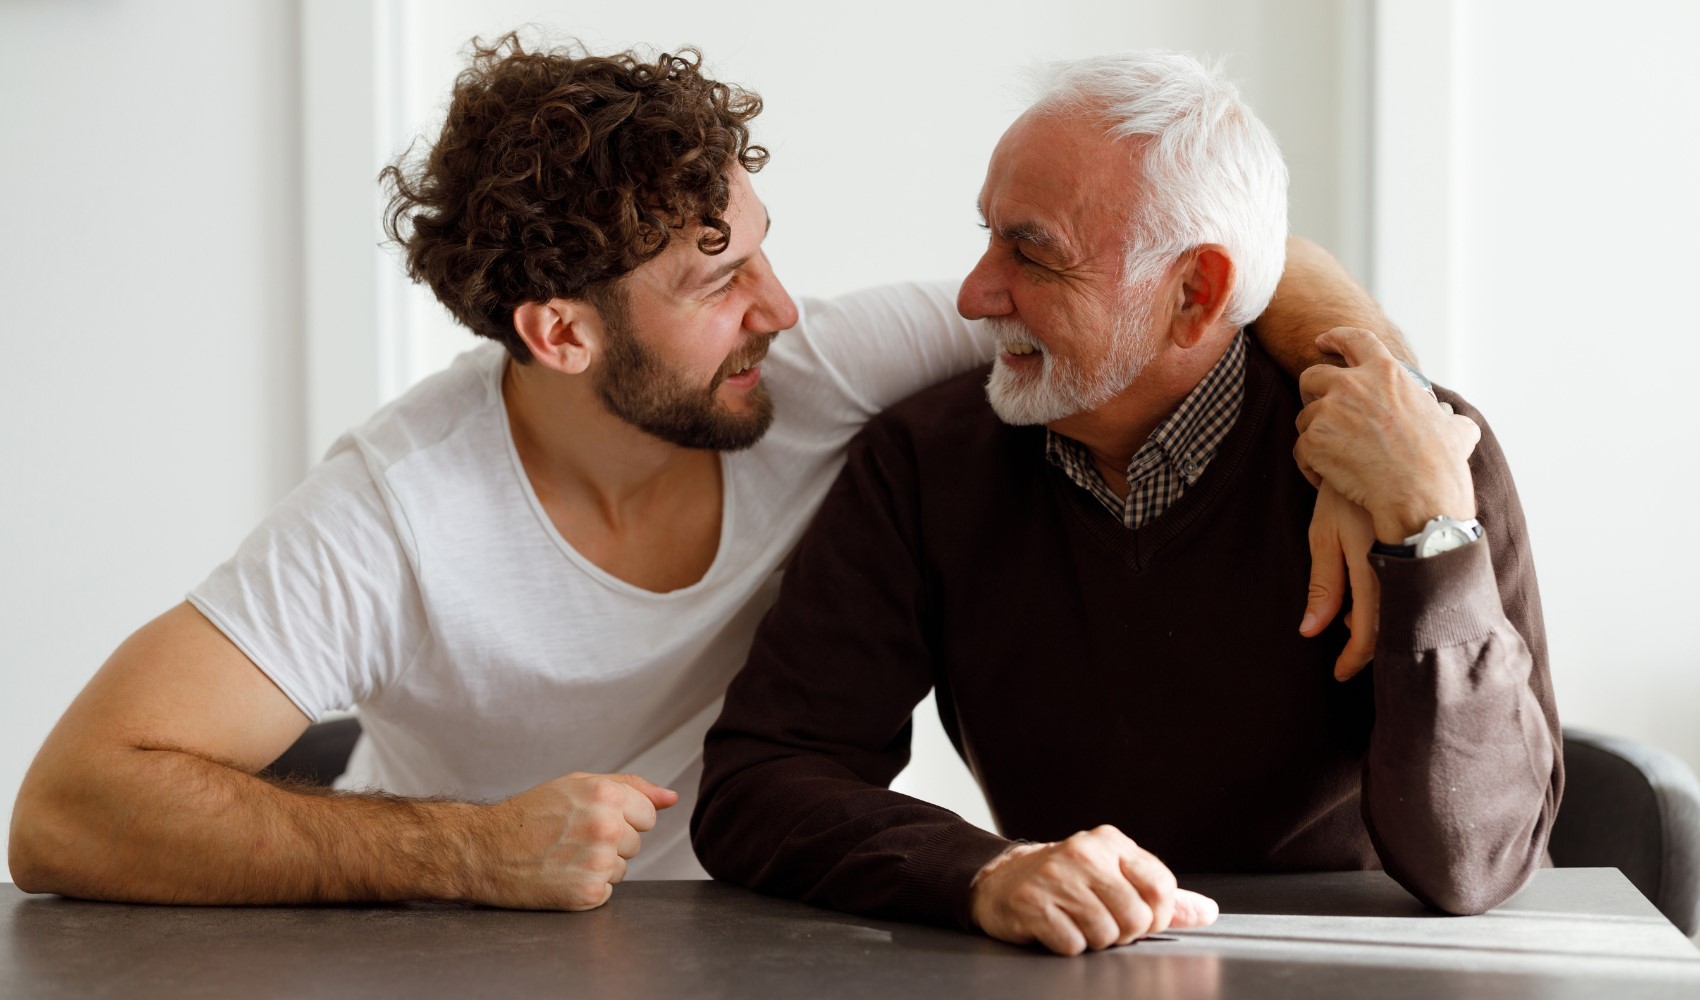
[10,745,485,905]
[692,420,1010,928]
[1363,540,1558,914]
[1251,236,1416,376]
[695,724,1008,928]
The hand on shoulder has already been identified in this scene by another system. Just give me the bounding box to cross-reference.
[1294,327,1481,543]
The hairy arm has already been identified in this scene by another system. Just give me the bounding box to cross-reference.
[8,604,666,908]
[1250,236,1417,376]
[8,605,484,903]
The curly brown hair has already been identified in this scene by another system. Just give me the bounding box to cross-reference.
[381,33,768,361]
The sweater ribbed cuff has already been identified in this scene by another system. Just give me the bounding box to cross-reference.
[894,823,1012,931]
[1371,534,1506,652]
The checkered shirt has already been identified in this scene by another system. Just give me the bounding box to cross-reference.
[1044,332,1247,529]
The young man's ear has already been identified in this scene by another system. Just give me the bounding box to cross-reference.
[513,298,602,374]
[1167,245,1235,350]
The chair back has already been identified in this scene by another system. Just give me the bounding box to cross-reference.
[1549,727,1700,936]
[262,716,362,787]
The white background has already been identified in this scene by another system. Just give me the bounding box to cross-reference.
[3,0,1696,884]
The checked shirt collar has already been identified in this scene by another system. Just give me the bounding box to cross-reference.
[1044,331,1247,530]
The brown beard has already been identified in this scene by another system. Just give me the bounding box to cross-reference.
[595,317,777,452]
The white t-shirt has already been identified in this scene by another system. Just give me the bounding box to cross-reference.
[188,282,986,879]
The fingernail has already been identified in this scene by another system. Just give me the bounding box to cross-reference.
[1299,613,1316,634]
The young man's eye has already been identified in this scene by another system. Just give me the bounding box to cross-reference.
[710,272,739,299]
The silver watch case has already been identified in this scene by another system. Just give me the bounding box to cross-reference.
[1405,516,1483,558]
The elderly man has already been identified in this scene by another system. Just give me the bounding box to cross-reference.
[692,51,1560,955]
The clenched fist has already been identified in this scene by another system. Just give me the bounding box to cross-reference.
[471,771,677,910]
[969,825,1218,956]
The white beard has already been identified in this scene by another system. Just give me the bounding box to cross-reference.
[983,291,1161,426]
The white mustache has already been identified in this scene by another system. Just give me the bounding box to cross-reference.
[983,316,1043,351]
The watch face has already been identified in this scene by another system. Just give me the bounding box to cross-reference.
[1417,525,1471,558]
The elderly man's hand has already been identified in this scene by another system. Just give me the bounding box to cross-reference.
[969,826,1218,955]
[1300,483,1382,679]
[1294,327,1480,544]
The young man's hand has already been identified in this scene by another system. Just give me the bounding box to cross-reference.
[474,772,678,910]
[969,825,1218,955]
[1300,482,1382,680]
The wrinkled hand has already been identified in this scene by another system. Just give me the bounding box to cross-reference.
[969,825,1219,956]
[1301,483,1381,680]
[1295,327,1480,543]
[475,771,677,910]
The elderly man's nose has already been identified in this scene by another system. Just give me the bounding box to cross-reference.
[957,255,1012,320]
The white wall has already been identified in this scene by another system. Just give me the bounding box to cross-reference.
[0,1,304,881]
[1373,0,1700,779]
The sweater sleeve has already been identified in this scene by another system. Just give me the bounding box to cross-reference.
[1361,393,1562,914]
[691,419,1011,929]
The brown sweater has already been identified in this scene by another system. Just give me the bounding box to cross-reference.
[692,341,1561,929]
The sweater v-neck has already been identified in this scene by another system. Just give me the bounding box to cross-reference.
[1047,339,1282,573]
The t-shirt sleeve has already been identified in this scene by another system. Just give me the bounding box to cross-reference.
[795,281,988,421]
[187,443,427,722]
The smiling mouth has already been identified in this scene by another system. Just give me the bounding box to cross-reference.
[715,342,772,389]
[1003,342,1040,356]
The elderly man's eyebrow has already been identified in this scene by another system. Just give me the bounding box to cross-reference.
[975,200,1066,255]
[1002,222,1065,254]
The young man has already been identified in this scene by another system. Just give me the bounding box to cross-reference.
[10,37,1411,910]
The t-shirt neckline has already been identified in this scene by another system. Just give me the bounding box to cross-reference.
[488,353,737,601]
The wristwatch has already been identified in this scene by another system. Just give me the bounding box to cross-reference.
[1397,361,1437,400]
[1371,515,1483,559]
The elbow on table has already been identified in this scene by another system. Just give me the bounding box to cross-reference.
[1397,853,1538,916]
[8,764,126,900]
[687,795,744,886]
[8,788,76,896]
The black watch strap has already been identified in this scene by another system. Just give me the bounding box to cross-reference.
[1370,540,1416,558]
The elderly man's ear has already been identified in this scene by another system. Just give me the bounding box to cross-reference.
[1167,245,1235,350]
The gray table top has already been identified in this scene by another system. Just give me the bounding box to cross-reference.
[4,869,1697,999]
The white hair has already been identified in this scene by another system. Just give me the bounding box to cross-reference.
[1028,51,1290,327]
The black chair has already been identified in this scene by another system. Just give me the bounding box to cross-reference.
[1550,727,1700,936]
[261,716,362,787]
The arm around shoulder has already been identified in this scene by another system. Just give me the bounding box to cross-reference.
[1250,237,1418,377]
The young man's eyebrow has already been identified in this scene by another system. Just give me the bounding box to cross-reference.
[690,212,772,289]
